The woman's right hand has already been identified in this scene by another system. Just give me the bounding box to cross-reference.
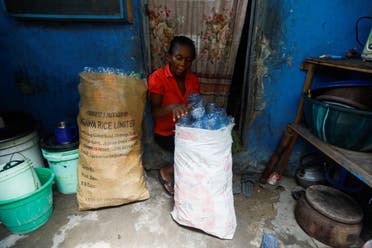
[170,104,191,122]
[150,93,191,121]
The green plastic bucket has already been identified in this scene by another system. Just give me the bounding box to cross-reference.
[41,148,78,194]
[0,168,55,234]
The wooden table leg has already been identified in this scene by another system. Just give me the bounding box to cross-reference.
[295,64,315,123]
[260,126,295,181]
[276,128,298,178]
[261,63,315,184]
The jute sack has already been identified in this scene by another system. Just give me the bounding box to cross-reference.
[77,72,149,210]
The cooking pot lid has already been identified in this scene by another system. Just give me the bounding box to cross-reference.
[305,185,363,224]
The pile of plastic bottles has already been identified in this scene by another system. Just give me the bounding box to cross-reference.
[83,67,142,78]
[177,93,234,130]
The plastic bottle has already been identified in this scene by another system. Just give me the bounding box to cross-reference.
[260,233,278,248]
[187,93,203,108]
[205,102,217,114]
[191,120,203,128]
[190,106,206,120]
[202,113,220,130]
[177,113,193,127]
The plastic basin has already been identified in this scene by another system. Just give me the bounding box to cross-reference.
[0,168,55,234]
[303,94,372,152]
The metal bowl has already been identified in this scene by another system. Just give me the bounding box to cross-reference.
[311,81,372,110]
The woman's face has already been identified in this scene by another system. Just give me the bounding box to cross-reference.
[168,44,194,78]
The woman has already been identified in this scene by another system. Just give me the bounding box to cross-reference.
[148,36,200,196]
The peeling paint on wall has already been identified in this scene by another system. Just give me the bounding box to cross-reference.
[246,0,289,124]
[252,29,270,118]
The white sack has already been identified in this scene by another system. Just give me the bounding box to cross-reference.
[171,124,236,239]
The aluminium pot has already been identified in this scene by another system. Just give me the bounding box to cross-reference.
[295,185,363,248]
[295,153,327,188]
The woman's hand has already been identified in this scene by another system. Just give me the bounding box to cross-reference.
[170,104,191,122]
[150,93,192,122]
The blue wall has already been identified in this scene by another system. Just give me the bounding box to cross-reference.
[0,0,371,173]
[244,0,372,173]
[0,0,145,135]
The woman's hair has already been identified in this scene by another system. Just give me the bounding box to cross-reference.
[168,36,196,59]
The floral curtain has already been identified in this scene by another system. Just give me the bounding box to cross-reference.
[147,0,248,107]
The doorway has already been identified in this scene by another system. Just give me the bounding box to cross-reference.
[142,0,257,148]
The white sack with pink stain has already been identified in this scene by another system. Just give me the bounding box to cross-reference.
[171,124,236,239]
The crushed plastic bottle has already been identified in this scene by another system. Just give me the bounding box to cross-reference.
[202,113,220,130]
[178,95,234,130]
[260,233,278,248]
[190,106,206,120]
[83,67,141,78]
[187,93,203,108]
[205,102,217,114]
[177,113,193,127]
[191,119,203,128]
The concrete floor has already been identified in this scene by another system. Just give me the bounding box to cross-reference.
[0,170,366,248]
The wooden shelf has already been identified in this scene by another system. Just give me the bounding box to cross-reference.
[288,123,372,188]
[302,58,372,74]
[262,57,372,187]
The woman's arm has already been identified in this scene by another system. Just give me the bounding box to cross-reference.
[150,93,190,122]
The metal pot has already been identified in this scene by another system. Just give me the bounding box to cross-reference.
[295,153,326,188]
[311,80,372,110]
[295,185,363,248]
